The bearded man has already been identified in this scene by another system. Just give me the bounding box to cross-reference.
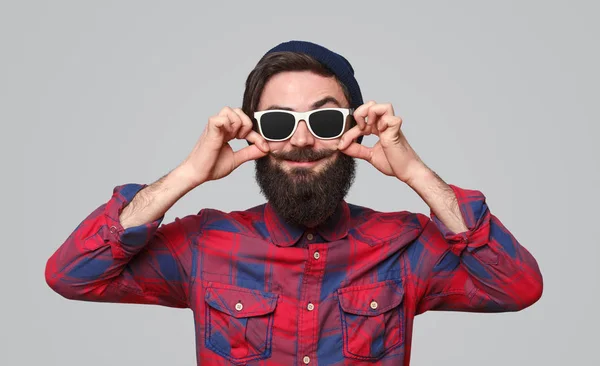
[46,40,543,366]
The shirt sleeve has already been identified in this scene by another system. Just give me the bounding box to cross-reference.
[45,184,196,308]
[412,185,543,314]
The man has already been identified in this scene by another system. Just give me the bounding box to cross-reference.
[46,40,543,365]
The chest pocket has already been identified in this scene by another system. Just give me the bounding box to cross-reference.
[338,279,405,361]
[204,282,279,365]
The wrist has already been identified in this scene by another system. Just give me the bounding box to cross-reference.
[404,162,435,189]
[169,164,204,194]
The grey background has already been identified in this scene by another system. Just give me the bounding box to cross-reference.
[2,0,598,365]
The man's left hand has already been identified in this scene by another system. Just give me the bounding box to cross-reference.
[337,101,427,183]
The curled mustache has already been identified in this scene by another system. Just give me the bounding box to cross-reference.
[270,148,336,163]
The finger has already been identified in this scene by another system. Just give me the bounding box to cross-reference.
[377,115,402,133]
[232,108,254,139]
[215,107,239,136]
[218,106,235,117]
[367,107,379,131]
[224,108,243,136]
[245,130,270,152]
[368,103,394,118]
[382,103,395,115]
[367,104,396,134]
[233,144,268,169]
[339,142,372,161]
[366,104,391,126]
[376,115,389,133]
[208,116,233,135]
[353,101,376,129]
[338,124,370,150]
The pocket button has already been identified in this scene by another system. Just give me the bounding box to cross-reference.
[235,302,243,311]
[370,300,378,310]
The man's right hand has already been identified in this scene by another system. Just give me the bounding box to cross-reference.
[119,107,269,229]
[179,107,270,187]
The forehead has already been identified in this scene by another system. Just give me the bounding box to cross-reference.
[258,70,348,111]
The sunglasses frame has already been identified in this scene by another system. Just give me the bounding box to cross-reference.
[254,107,354,142]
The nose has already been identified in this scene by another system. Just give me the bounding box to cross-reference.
[289,120,315,147]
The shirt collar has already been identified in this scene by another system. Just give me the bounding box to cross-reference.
[264,200,351,247]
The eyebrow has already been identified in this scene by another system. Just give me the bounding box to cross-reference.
[266,96,343,111]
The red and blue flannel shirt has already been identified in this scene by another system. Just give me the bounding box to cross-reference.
[46,183,543,365]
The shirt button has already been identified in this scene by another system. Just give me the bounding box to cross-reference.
[303,356,310,364]
[307,303,315,311]
[306,233,314,240]
[370,301,378,310]
[313,251,320,260]
[235,302,243,311]
[109,226,117,234]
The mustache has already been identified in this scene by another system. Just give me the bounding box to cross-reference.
[270,148,337,162]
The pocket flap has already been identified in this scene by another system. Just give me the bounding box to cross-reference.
[338,280,404,316]
[205,282,278,318]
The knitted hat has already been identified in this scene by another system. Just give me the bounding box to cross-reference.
[264,40,364,144]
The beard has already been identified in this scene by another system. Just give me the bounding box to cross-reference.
[255,147,356,228]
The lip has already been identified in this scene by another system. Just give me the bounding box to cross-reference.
[283,158,324,168]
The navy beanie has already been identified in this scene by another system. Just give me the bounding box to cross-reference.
[263,40,364,143]
[265,40,364,110]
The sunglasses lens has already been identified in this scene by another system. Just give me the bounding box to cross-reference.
[309,110,345,138]
[260,112,296,140]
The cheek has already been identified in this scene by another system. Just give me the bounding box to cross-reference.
[267,141,287,153]
[318,139,340,150]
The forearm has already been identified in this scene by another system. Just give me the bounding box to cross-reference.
[409,180,543,313]
[46,182,192,306]
[415,214,543,313]
[406,166,468,234]
[120,164,199,229]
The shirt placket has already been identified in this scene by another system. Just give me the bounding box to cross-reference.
[297,233,326,365]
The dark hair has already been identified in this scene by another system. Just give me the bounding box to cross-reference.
[242,52,353,123]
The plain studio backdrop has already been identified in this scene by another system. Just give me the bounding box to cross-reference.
[2,0,598,365]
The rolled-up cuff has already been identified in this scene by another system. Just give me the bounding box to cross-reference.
[431,184,491,255]
[103,184,164,258]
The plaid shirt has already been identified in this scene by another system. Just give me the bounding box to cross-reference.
[46,183,543,365]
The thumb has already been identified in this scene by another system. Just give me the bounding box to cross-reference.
[233,144,268,169]
[339,142,371,161]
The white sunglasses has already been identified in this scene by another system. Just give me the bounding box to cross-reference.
[254,108,354,142]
